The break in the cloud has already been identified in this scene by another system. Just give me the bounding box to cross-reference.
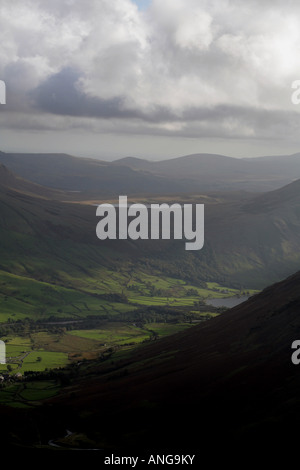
[1,0,300,155]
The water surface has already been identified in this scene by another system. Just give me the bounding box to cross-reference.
[206,295,250,308]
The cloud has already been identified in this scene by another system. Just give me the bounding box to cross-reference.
[31,67,134,118]
[31,66,179,123]
[1,0,300,143]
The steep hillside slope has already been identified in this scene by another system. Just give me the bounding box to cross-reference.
[43,270,300,453]
[0,162,300,290]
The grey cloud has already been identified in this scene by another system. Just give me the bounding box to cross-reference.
[27,66,300,142]
[30,67,177,122]
[180,105,300,139]
[2,0,300,151]
[31,67,131,118]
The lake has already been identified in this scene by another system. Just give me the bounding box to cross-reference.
[205,295,250,308]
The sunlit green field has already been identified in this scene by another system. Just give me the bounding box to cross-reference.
[0,268,255,322]
[0,320,197,376]
[0,261,258,410]
[69,324,150,345]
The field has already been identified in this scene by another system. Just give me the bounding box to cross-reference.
[0,268,255,322]
[0,380,60,407]
[0,319,200,377]
[0,258,258,410]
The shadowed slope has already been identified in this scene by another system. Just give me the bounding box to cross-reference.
[43,270,300,452]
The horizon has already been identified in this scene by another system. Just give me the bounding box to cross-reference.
[1,147,300,163]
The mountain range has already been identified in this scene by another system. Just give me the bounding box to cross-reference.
[1,150,300,194]
[0,158,300,288]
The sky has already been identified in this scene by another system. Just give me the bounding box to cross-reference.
[1,0,300,160]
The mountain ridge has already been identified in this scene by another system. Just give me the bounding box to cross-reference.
[0,162,300,288]
[1,150,300,193]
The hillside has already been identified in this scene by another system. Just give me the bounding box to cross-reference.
[41,269,300,453]
[0,163,61,199]
[242,177,300,211]
[0,162,300,294]
[202,177,300,286]
[0,162,299,455]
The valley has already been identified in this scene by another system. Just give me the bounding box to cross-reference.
[0,268,249,377]
[3,0,300,459]
[0,151,299,454]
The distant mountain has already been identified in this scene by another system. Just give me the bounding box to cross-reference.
[202,176,300,286]
[1,150,300,193]
[0,151,185,195]
[113,156,156,171]
[132,176,300,287]
[244,151,300,174]
[44,269,300,453]
[114,152,300,191]
[0,161,300,289]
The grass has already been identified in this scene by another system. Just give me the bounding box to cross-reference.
[0,351,69,373]
[0,384,26,407]
[19,381,60,401]
[0,268,254,379]
[5,336,31,356]
[0,319,197,377]
[0,265,251,325]
[21,351,69,372]
[146,322,193,336]
[31,331,100,353]
[0,380,60,406]
[0,269,138,321]
[0,251,257,401]
[69,323,151,346]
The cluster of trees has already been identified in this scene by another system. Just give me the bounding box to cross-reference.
[138,255,212,287]
[128,281,203,299]
[97,292,129,303]
[0,318,75,337]
[23,362,82,385]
